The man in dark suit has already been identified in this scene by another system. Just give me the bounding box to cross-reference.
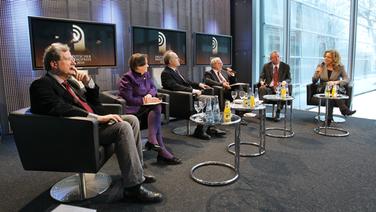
[258,51,291,121]
[204,57,237,101]
[29,43,162,203]
[161,50,226,140]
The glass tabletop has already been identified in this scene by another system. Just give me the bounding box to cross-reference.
[263,94,294,101]
[230,102,266,111]
[313,93,349,100]
[190,113,241,125]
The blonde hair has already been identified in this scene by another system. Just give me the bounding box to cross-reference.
[324,49,342,71]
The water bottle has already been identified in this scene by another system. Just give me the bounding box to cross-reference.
[212,96,221,123]
[325,84,330,97]
[249,88,255,108]
[205,98,214,123]
[223,100,232,123]
[331,84,337,97]
[254,87,259,104]
[281,84,287,99]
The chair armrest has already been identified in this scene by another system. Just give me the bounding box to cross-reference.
[158,88,193,119]
[157,93,170,124]
[231,83,249,91]
[100,90,126,106]
[102,103,122,115]
[202,87,214,95]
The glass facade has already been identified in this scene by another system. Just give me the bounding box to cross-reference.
[354,0,376,94]
[261,0,376,109]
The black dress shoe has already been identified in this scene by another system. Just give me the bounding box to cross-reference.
[143,174,156,184]
[123,185,163,203]
[145,142,162,152]
[193,129,211,140]
[345,110,356,116]
[157,155,182,165]
[207,127,226,136]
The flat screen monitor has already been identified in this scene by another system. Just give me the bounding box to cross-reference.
[195,33,232,65]
[132,26,186,65]
[28,16,117,70]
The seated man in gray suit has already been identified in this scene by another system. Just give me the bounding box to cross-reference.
[29,43,162,203]
[204,57,237,101]
[258,51,291,121]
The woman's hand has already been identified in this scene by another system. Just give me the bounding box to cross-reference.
[315,67,323,75]
[143,96,161,104]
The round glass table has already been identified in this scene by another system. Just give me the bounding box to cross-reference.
[263,95,295,138]
[313,93,350,137]
[189,113,241,186]
[228,103,266,157]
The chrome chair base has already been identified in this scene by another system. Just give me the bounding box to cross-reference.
[172,122,196,136]
[50,172,112,202]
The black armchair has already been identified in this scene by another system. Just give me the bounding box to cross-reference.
[8,103,122,202]
[306,83,353,122]
[100,90,170,125]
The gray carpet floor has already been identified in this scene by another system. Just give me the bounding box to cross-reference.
[1,109,376,212]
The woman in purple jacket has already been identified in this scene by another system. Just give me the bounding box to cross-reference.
[119,53,181,165]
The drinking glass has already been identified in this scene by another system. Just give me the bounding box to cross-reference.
[275,83,281,97]
[239,90,245,100]
[194,101,201,113]
[231,90,237,101]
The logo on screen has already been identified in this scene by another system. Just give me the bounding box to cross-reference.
[158,31,166,53]
[212,37,218,55]
[72,24,86,51]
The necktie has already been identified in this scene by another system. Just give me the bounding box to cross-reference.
[218,71,227,83]
[62,81,94,113]
[176,70,186,82]
[273,66,279,87]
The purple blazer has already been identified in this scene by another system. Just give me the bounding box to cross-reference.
[119,70,157,114]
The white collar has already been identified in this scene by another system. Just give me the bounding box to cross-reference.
[48,72,65,85]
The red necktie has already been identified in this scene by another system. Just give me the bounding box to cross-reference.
[273,66,279,87]
[62,81,94,113]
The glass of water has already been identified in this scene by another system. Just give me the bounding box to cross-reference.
[231,90,237,101]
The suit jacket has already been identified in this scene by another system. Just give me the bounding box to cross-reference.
[30,74,105,117]
[161,66,200,92]
[312,63,349,86]
[118,70,158,114]
[259,61,291,86]
[203,69,237,87]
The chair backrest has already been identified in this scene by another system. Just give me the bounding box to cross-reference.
[8,107,114,173]
[151,67,164,89]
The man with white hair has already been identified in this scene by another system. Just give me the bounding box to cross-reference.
[204,57,237,101]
